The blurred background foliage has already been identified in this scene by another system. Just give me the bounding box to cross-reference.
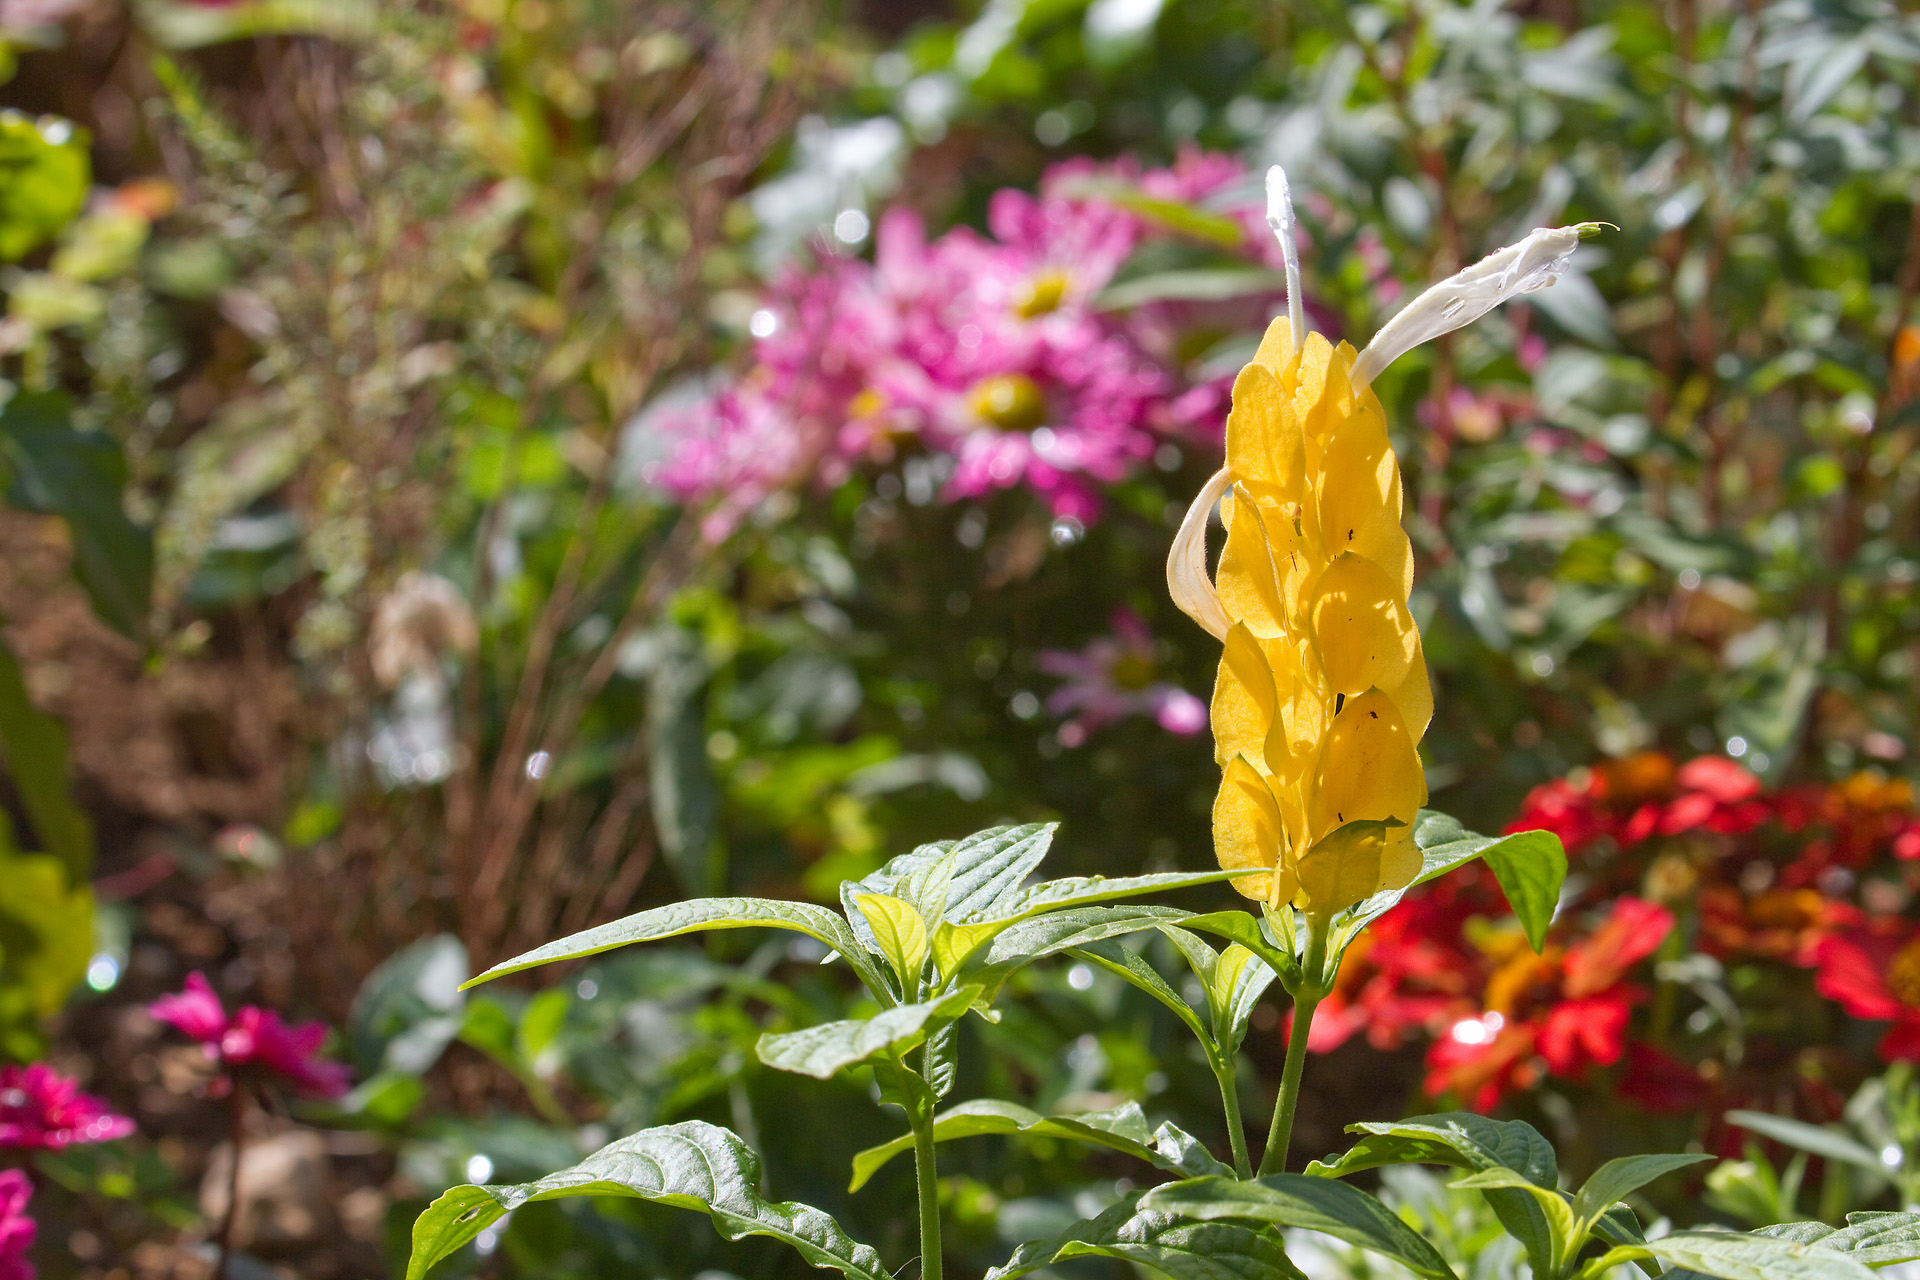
[2,0,1920,1275]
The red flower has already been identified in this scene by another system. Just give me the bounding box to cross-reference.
[150,972,351,1099]
[0,1063,133,1149]
[1698,885,1859,964]
[1812,929,1920,1063]
[0,1169,32,1280]
[1420,898,1673,1109]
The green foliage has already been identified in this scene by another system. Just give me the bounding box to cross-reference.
[0,391,153,638]
[405,1121,891,1280]
[0,110,87,261]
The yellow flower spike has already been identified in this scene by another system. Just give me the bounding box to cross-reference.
[1173,165,1594,924]
[1215,485,1293,639]
[1308,553,1432,739]
[1212,622,1281,768]
[1213,755,1298,906]
[1294,817,1411,918]
[1308,689,1427,859]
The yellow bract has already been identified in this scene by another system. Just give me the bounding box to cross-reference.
[1204,319,1430,919]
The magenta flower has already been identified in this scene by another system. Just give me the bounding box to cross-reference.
[1036,609,1208,747]
[0,1170,32,1280]
[150,973,351,1099]
[0,1063,133,1150]
[648,148,1286,536]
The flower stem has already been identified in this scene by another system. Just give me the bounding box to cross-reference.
[1258,988,1320,1176]
[217,1083,246,1280]
[910,1102,943,1280]
[1211,1055,1253,1179]
[1259,923,1329,1177]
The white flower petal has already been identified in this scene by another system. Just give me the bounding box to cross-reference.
[1166,466,1234,640]
[1350,224,1602,389]
[1265,166,1305,356]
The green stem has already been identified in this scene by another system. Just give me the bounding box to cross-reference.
[1259,987,1321,1176]
[910,1102,943,1280]
[1259,923,1329,1177]
[1212,1054,1254,1179]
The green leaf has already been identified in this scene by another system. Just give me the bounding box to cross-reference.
[0,393,153,640]
[1010,867,1267,913]
[347,933,468,1076]
[1210,943,1277,1055]
[1573,1153,1712,1236]
[931,919,1001,979]
[0,113,88,260]
[980,905,1194,971]
[1592,1202,1664,1279]
[1142,1174,1458,1280]
[0,839,92,1040]
[850,823,1056,928]
[848,1098,1229,1192]
[1776,1211,1920,1266]
[755,986,979,1080]
[1636,1230,1875,1280]
[851,893,928,989]
[1310,1113,1558,1280]
[463,896,888,1000]
[1724,1111,1887,1172]
[988,1196,1306,1280]
[1068,937,1211,1048]
[0,636,92,881]
[1177,910,1297,979]
[1308,1113,1558,1187]
[1448,1167,1578,1276]
[1409,812,1565,951]
[403,1120,888,1280]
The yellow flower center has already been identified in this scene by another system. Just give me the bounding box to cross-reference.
[969,374,1048,432]
[1015,269,1070,318]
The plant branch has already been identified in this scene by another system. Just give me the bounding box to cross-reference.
[1259,924,1329,1177]
[1211,1053,1254,1179]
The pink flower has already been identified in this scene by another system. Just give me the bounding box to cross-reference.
[150,973,352,1099]
[650,148,1284,535]
[0,1170,33,1280]
[1035,608,1207,746]
[0,1064,133,1150]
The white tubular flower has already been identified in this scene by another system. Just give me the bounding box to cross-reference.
[1349,223,1604,390]
[1264,166,1305,358]
[1165,466,1234,641]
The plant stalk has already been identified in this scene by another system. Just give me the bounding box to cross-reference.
[910,1104,943,1280]
[1211,1054,1253,1179]
[217,1082,246,1280]
[1259,923,1329,1177]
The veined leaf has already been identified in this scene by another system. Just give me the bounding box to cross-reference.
[464,897,888,999]
[1765,1211,1920,1267]
[851,893,928,988]
[988,1196,1306,1280]
[848,824,1056,941]
[979,905,1193,972]
[1210,944,1277,1054]
[1572,1152,1712,1236]
[1593,1202,1664,1279]
[1449,1167,1577,1277]
[1616,1229,1876,1280]
[1308,1112,1558,1186]
[1001,867,1268,918]
[1142,1174,1458,1280]
[848,1098,1227,1192]
[403,1121,888,1280]
[931,919,1002,979]
[1178,910,1296,978]
[1068,937,1211,1047]
[1310,1113,1559,1280]
[756,986,979,1080]
[1408,812,1566,952]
